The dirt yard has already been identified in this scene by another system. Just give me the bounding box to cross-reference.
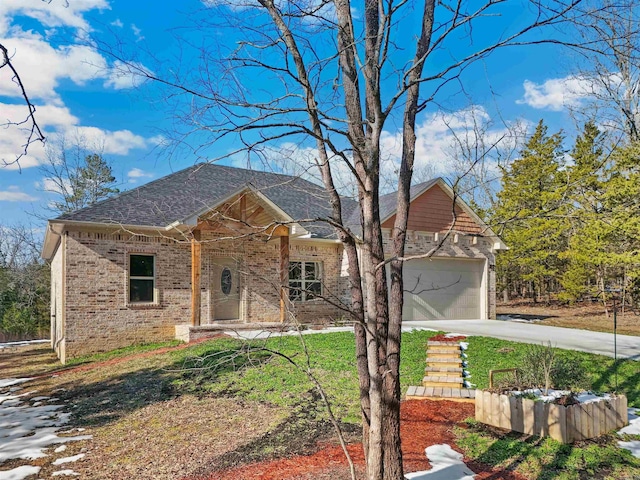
[497,299,640,336]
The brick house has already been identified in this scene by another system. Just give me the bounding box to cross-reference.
[42,164,505,363]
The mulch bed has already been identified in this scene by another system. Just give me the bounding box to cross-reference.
[429,333,467,342]
[187,400,525,480]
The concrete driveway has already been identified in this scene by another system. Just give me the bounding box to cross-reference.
[405,319,640,360]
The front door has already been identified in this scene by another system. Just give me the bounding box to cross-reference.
[212,257,240,321]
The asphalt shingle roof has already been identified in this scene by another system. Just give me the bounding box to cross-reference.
[56,163,360,238]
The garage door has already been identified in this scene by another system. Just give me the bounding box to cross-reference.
[400,258,484,320]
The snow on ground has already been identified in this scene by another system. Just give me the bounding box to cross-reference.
[0,465,41,480]
[619,408,640,435]
[0,340,49,350]
[0,378,91,476]
[52,454,85,465]
[51,470,79,476]
[618,441,640,459]
[0,379,31,389]
[496,314,541,323]
[405,444,475,480]
[511,389,612,404]
[617,408,640,459]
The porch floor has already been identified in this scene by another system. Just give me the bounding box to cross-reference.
[175,323,299,343]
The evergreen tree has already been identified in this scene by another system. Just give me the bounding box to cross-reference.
[492,120,568,302]
[559,122,610,301]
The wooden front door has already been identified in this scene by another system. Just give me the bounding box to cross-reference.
[212,257,240,321]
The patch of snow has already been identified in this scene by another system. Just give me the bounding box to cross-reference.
[405,444,475,479]
[0,379,92,463]
[463,380,474,388]
[496,314,541,323]
[52,454,85,465]
[0,379,32,388]
[575,392,612,404]
[459,342,469,351]
[30,396,50,402]
[511,389,613,404]
[618,408,640,436]
[54,445,67,453]
[51,470,79,476]
[0,465,41,480]
[444,333,466,339]
[618,440,640,459]
[0,340,49,349]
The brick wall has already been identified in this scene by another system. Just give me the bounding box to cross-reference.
[63,229,191,359]
[61,228,345,360]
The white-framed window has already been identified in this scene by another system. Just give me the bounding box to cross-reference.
[129,254,156,303]
[289,261,322,301]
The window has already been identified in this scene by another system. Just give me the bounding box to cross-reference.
[129,254,155,303]
[289,261,321,301]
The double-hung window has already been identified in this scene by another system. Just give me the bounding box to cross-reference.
[129,254,155,303]
[288,261,321,301]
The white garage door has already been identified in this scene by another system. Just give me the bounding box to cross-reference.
[400,258,485,320]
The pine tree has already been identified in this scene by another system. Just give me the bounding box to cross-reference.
[492,120,568,302]
[68,154,119,210]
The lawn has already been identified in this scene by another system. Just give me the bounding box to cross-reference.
[2,329,639,479]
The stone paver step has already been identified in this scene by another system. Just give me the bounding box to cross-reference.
[406,385,476,401]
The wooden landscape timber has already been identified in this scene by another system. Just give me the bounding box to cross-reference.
[475,390,629,443]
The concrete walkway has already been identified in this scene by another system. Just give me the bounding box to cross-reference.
[405,320,640,360]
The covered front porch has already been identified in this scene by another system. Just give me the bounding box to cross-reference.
[177,187,300,342]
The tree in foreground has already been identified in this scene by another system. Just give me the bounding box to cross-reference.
[101,1,603,478]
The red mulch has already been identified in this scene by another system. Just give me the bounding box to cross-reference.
[38,335,229,379]
[429,334,467,342]
[188,400,525,480]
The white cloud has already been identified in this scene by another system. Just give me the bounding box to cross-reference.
[0,186,37,202]
[127,167,154,183]
[0,33,108,103]
[131,24,144,42]
[72,127,148,155]
[0,102,153,169]
[0,0,110,36]
[111,19,124,28]
[104,60,151,90]
[517,76,594,111]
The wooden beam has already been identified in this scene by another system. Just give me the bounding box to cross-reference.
[191,238,202,326]
[246,205,264,222]
[271,225,289,237]
[240,194,247,222]
[279,233,290,323]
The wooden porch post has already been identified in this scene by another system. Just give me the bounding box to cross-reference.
[279,230,290,323]
[191,236,202,326]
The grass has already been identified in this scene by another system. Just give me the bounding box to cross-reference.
[465,336,640,407]
[64,339,182,367]
[6,329,639,479]
[456,419,640,480]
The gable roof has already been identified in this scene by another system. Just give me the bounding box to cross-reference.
[43,165,504,259]
[54,163,354,239]
[345,178,504,248]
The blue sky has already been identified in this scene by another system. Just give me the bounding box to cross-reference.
[0,0,587,227]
